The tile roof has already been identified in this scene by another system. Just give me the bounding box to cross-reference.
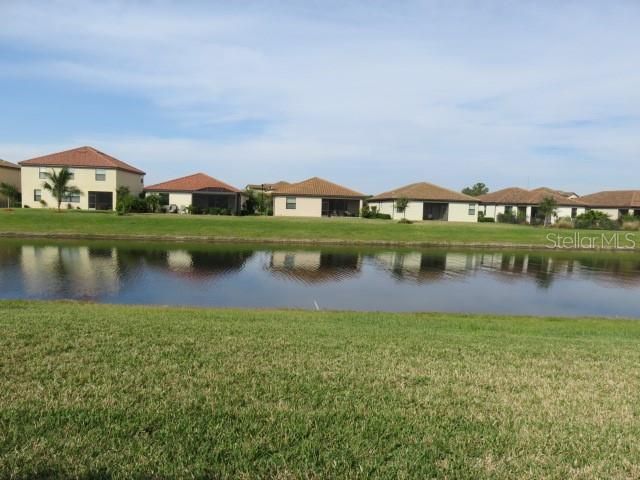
[145,173,240,193]
[478,187,585,206]
[0,159,20,170]
[579,190,640,208]
[370,182,476,202]
[19,146,145,175]
[273,177,365,198]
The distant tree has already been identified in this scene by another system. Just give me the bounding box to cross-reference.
[395,197,410,220]
[42,168,82,212]
[145,194,161,213]
[462,182,489,197]
[538,197,558,227]
[0,182,21,208]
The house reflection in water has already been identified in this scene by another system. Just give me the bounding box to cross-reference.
[373,251,479,283]
[160,248,255,279]
[268,250,361,284]
[20,245,120,298]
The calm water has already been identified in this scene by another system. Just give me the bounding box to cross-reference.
[1,240,640,317]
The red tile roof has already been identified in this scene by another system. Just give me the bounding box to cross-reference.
[273,177,365,198]
[579,190,640,208]
[19,146,145,175]
[145,173,240,193]
[370,182,476,202]
[0,159,20,170]
[478,187,585,206]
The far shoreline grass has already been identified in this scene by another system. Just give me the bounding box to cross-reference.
[1,208,637,250]
[1,300,639,478]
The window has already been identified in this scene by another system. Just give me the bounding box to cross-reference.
[34,189,42,201]
[505,205,513,215]
[62,194,80,203]
[286,197,296,209]
[571,208,577,218]
[39,168,48,179]
[95,169,106,181]
[468,203,476,215]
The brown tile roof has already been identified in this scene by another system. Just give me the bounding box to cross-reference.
[478,187,585,206]
[273,177,365,198]
[145,173,240,193]
[19,146,145,175]
[579,190,640,208]
[0,159,20,170]
[370,182,476,202]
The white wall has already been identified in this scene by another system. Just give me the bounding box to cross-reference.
[273,196,322,217]
[590,208,620,219]
[369,200,478,222]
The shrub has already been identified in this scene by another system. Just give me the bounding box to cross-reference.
[497,211,517,224]
[574,210,618,230]
[622,220,640,231]
[398,218,413,224]
[478,216,495,223]
[554,217,574,229]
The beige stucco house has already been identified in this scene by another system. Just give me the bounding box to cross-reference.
[368,182,479,222]
[272,177,366,217]
[478,187,586,224]
[0,159,21,207]
[579,190,640,219]
[145,173,242,214]
[19,146,145,210]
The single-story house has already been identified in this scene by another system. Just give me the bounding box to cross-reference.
[478,187,586,223]
[19,146,145,210]
[0,159,21,207]
[368,182,479,222]
[579,190,640,219]
[145,173,242,214]
[272,177,366,217]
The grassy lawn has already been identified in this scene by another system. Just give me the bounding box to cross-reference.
[1,208,635,248]
[1,301,640,478]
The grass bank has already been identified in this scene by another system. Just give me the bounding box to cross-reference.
[1,300,640,478]
[1,208,637,249]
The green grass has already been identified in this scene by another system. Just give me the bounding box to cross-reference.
[1,208,637,248]
[2,300,640,478]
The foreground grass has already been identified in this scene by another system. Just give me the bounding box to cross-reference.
[1,301,640,478]
[1,208,635,248]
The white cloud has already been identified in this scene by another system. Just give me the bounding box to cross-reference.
[1,0,640,194]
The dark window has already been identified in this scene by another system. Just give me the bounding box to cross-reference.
[62,194,80,203]
[286,197,296,209]
[34,189,42,201]
[95,169,106,181]
[505,206,513,214]
[158,193,170,206]
[571,208,577,218]
[89,191,113,210]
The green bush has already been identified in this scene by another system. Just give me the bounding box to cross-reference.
[398,218,413,224]
[497,211,517,224]
[574,210,618,230]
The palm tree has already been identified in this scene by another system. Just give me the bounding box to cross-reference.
[42,167,82,211]
[538,196,558,227]
[0,182,20,208]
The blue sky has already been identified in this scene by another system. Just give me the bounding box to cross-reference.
[1,1,639,193]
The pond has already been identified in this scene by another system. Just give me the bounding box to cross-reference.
[1,240,640,317]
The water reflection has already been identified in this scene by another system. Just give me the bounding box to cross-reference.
[268,251,361,284]
[1,241,640,316]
